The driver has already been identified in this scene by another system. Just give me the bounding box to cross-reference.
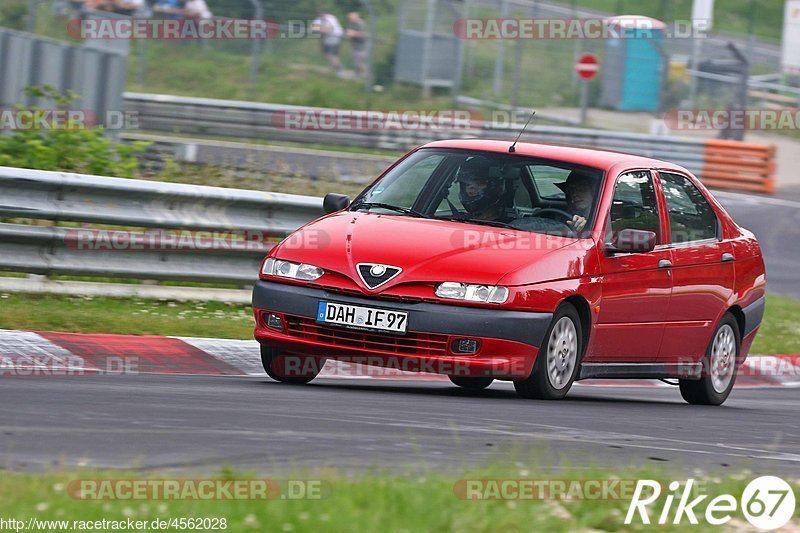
[456,156,509,222]
[555,171,594,233]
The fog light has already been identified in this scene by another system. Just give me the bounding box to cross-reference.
[452,338,479,354]
[266,313,284,331]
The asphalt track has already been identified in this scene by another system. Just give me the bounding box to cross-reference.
[717,192,800,299]
[0,192,798,477]
[2,374,799,475]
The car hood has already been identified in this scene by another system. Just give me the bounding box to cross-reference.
[273,212,579,290]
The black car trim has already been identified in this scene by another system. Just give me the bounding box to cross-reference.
[579,363,702,380]
[742,295,766,338]
[253,280,552,348]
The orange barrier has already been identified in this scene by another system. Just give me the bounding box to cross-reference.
[700,139,776,194]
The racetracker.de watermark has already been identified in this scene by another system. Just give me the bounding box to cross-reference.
[65,229,277,252]
[0,109,138,131]
[263,355,518,379]
[454,479,661,500]
[665,109,800,131]
[453,17,710,40]
[67,479,326,500]
[271,109,478,131]
[66,18,330,41]
[0,356,138,377]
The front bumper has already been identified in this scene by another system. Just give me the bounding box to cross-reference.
[252,280,553,379]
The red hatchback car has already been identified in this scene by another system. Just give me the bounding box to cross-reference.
[253,140,766,405]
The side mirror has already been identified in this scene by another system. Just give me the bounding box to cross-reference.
[605,229,657,254]
[323,193,350,214]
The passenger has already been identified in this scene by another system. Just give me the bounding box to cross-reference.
[456,157,509,222]
[556,171,594,233]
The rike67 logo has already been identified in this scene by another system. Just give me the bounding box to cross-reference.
[626,476,796,530]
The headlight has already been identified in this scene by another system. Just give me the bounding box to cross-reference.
[435,282,508,304]
[262,258,324,281]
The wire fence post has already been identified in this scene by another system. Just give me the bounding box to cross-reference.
[492,0,508,98]
[420,0,437,98]
[362,0,377,104]
[248,0,264,99]
[27,0,37,32]
[137,40,146,88]
[724,42,750,142]
[571,0,580,87]
[746,0,756,57]
[579,78,589,125]
[453,0,470,103]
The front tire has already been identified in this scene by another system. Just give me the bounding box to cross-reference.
[260,345,322,384]
[514,303,582,400]
[679,313,740,406]
[448,376,493,390]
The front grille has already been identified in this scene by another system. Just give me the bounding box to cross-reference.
[283,314,449,357]
[315,284,438,304]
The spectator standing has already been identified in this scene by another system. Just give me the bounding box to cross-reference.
[68,0,86,16]
[113,0,149,17]
[312,11,344,76]
[183,0,212,19]
[152,0,185,19]
[346,11,367,78]
[83,0,115,12]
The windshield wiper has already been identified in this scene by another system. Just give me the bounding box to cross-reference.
[438,217,517,230]
[351,201,428,218]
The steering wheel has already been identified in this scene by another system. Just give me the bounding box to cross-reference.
[534,208,574,222]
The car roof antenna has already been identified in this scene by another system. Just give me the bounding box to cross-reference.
[508,110,536,153]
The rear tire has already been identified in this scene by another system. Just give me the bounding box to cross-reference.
[679,313,740,406]
[448,376,493,390]
[260,345,322,384]
[514,303,582,400]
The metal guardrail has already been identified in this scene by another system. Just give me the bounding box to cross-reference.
[0,166,324,284]
[123,92,704,168]
[0,166,321,232]
[125,133,395,183]
[122,92,776,193]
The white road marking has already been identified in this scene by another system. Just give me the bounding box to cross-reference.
[1,330,795,386]
[0,329,97,371]
[174,337,264,375]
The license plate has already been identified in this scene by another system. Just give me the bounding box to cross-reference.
[317,301,408,334]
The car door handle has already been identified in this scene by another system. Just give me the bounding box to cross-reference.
[721,253,734,262]
[658,259,672,269]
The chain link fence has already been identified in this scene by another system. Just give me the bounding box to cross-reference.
[12,0,383,106]
[6,0,799,139]
[458,0,591,111]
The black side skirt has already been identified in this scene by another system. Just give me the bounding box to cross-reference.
[578,363,702,381]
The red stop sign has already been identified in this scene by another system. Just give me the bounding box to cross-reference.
[576,53,599,81]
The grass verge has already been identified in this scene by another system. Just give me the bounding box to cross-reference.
[0,292,797,355]
[567,0,783,42]
[0,466,797,532]
[749,294,800,355]
[0,293,253,339]
[149,161,370,198]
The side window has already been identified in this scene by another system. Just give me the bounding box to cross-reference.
[609,171,661,243]
[659,172,718,243]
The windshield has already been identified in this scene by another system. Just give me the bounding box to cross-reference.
[350,148,605,237]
